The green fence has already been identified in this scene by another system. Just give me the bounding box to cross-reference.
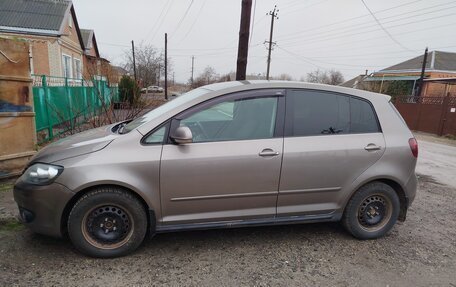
[32,75,119,142]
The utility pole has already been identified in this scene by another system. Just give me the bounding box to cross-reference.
[265,6,278,80]
[235,0,252,81]
[165,32,168,100]
[131,40,137,83]
[173,72,175,86]
[157,63,161,86]
[191,56,194,86]
[416,47,428,97]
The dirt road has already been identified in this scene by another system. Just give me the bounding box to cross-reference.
[1,138,455,286]
[416,134,456,188]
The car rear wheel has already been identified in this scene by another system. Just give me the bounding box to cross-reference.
[342,181,400,239]
[67,187,147,258]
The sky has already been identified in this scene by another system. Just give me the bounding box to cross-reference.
[73,0,456,83]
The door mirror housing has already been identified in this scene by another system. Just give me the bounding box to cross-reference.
[171,126,193,144]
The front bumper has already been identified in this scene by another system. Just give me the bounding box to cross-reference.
[13,180,75,237]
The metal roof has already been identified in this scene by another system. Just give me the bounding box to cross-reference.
[380,51,456,72]
[80,29,92,49]
[364,76,420,82]
[0,0,70,33]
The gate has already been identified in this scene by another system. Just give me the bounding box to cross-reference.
[394,96,456,136]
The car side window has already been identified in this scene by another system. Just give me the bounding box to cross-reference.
[179,96,278,143]
[286,89,380,137]
[143,125,167,144]
[287,90,350,136]
[350,97,380,133]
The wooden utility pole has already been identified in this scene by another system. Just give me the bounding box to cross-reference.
[165,33,168,100]
[265,6,278,80]
[191,56,194,86]
[131,40,137,83]
[235,0,252,81]
[157,63,161,86]
[416,47,428,97]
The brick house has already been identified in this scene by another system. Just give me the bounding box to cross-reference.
[0,0,107,81]
[365,51,456,97]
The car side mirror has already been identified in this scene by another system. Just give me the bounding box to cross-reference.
[170,126,193,144]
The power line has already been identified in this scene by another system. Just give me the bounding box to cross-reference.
[277,1,456,42]
[98,42,130,48]
[280,10,456,47]
[281,14,456,48]
[276,0,424,40]
[360,0,411,51]
[149,0,175,41]
[177,0,207,44]
[144,0,173,41]
[170,0,195,39]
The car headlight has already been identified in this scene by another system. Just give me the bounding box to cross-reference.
[20,163,63,185]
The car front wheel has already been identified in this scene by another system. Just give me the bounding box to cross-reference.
[342,181,400,239]
[67,187,147,258]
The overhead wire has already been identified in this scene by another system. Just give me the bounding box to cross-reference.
[277,1,456,42]
[360,0,412,51]
[170,0,195,39]
[144,0,173,41]
[177,0,207,44]
[275,0,424,40]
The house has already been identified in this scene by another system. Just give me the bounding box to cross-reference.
[340,74,370,90]
[0,0,107,81]
[366,51,456,97]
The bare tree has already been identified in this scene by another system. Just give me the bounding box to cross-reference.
[306,69,345,85]
[190,66,219,88]
[123,42,173,88]
[276,73,294,81]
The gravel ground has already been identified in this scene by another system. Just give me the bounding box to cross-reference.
[0,174,455,286]
[1,137,456,286]
[415,133,456,188]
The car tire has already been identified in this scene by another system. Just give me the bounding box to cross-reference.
[67,187,147,258]
[342,181,400,239]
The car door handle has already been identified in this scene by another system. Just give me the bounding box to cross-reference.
[259,149,280,157]
[364,144,381,151]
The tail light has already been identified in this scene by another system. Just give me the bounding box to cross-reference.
[408,138,418,158]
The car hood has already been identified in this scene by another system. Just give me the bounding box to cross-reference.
[30,125,119,164]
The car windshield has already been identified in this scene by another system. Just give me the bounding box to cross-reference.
[121,87,212,133]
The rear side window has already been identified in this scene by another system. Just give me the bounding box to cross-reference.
[350,97,380,133]
[286,90,380,136]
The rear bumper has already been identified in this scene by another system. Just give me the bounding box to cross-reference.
[13,180,74,237]
[404,172,418,207]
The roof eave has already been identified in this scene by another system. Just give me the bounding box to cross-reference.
[0,26,60,37]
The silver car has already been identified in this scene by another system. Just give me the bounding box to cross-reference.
[14,81,418,258]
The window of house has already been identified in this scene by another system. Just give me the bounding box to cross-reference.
[74,58,82,79]
[287,90,380,136]
[68,16,72,28]
[180,96,278,143]
[62,54,72,78]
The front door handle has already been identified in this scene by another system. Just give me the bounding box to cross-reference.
[259,148,280,157]
[364,144,381,151]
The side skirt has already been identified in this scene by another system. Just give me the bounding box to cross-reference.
[155,213,342,233]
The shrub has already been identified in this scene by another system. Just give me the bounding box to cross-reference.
[118,76,139,104]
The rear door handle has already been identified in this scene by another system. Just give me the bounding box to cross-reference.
[364,144,381,151]
[259,148,280,157]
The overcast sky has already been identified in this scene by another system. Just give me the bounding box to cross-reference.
[73,0,456,83]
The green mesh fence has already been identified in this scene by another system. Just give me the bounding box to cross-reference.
[32,75,119,142]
